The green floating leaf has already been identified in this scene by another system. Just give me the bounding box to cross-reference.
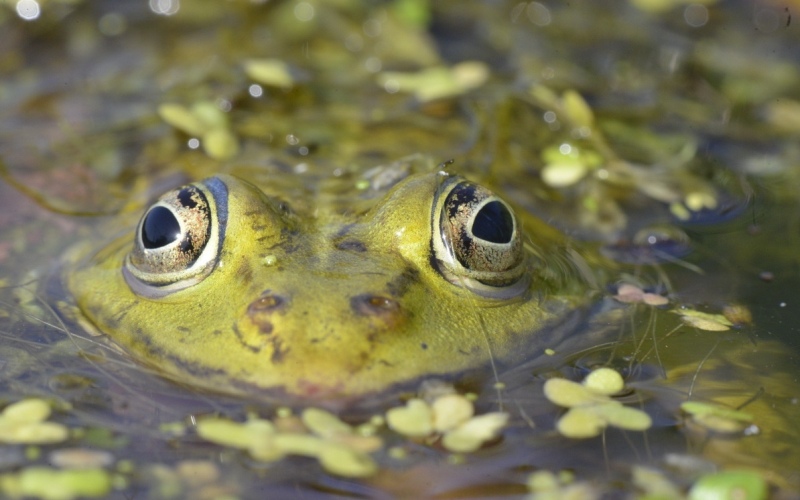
[543,378,607,407]
[386,399,433,437]
[681,401,753,433]
[591,402,652,431]
[202,128,239,160]
[688,470,767,500]
[2,399,51,423]
[244,59,295,88]
[583,368,624,396]
[431,394,474,433]
[441,412,508,453]
[317,444,377,478]
[675,309,733,332]
[3,467,111,500]
[157,103,207,137]
[556,407,605,438]
[196,417,275,450]
[301,408,353,438]
[541,162,588,188]
[561,90,595,128]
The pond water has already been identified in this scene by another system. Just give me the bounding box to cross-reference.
[1,0,799,498]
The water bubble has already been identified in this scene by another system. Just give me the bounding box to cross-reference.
[149,0,179,16]
[294,2,315,22]
[344,34,363,52]
[98,13,126,36]
[248,84,264,98]
[363,19,382,37]
[15,0,40,21]
[684,4,709,28]
[526,2,552,26]
[364,57,382,73]
[383,79,400,94]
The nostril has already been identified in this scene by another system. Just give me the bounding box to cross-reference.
[350,294,400,316]
[248,290,289,314]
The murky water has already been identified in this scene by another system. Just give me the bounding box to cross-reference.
[1,1,800,498]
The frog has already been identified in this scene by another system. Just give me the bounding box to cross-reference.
[64,169,603,400]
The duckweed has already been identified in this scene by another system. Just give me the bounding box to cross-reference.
[688,470,767,500]
[526,470,597,500]
[0,399,68,445]
[157,102,238,160]
[0,467,111,500]
[243,59,295,89]
[386,394,508,453]
[681,401,754,433]
[544,368,652,438]
[385,398,434,437]
[377,61,488,102]
[196,410,379,477]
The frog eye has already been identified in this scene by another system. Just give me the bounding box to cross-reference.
[432,179,527,298]
[124,178,227,297]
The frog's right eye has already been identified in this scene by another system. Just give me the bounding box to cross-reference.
[124,178,228,297]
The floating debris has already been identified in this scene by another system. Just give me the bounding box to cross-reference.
[674,309,733,331]
[613,283,669,306]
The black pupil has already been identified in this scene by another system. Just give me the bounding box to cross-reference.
[141,206,181,249]
[472,201,514,244]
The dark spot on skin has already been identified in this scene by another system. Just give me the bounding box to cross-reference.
[351,294,401,317]
[177,326,190,333]
[237,261,254,284]
[255,319,273,335]
[269,337,289,363]
[232,323,261,353]
[143,342,229,380]
[386,267,421,298]
[334,223,356,239]
[336,240,367,252]
[212,329,222,336]
[421,343,428,350]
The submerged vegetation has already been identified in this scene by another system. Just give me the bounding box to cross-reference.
[1,0,800,498]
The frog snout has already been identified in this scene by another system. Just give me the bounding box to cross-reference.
[234,287,409,358]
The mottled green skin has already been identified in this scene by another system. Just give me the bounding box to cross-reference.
[66,172,597,399]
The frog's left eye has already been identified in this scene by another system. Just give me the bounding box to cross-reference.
[432,179,527,298]
[124,178,227,297]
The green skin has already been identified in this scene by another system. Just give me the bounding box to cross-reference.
[66,172,597,400]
